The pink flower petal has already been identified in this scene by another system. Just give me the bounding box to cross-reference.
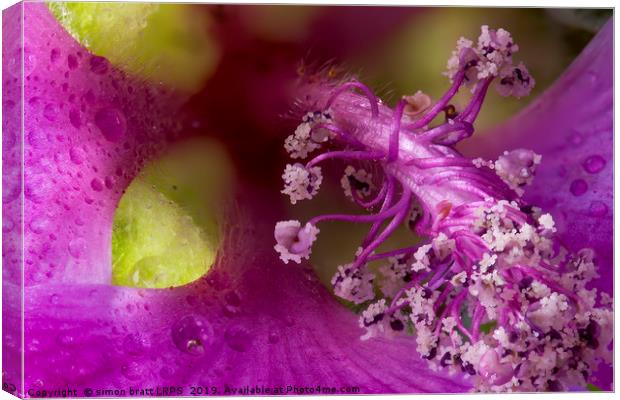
[21,3,186,285]
[21,188,468,393]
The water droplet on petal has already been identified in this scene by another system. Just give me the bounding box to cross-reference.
[56,334,74,346]
[171,315,213,356]
[67,54,78,70]
[50,294,60,305]
[68,238,86,258]
[27,130,48,148]
[123,333,151,356]
[25,176,51,203]
[43,103,58,121]
[268,332,279,344]
[94,107,127,142]
[90,178,104,192]
[121,361,142,380]
[24,53,37,77]
[89,56,109,74]
[50,48,60,63]
[29,216,50,234]
[223,290,242,316]
[32,379,44,388]
[69,147,86,165]
[104,176,115,189]
[582,155,606,174]
[69,109,81,129]
[224,326,251,352]
[569,179,588,197]
[568,131,583,146]
[3,217,14,233]
[588,201,608,217]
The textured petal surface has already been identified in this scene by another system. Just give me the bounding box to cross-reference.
[22,3,185,286]
[3,4,25,393]
[462,20,613,293]
[23,184,469,394]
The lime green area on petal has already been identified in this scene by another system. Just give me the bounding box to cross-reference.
[112,138,233,288]
[48,2,220,93]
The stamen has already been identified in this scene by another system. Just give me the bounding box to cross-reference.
[403,91,432,117]
[494,149,541,196]
[341,166,375,202]
[332,264,375,304]
[281,163,323,204]
[274,220,319,264]
[284,110,333,159]
[275,25,611,393]
[325,80,379,118]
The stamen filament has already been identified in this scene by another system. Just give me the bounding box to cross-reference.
[325,80,380,118]
[306,150,384,168]
[404,69,467,130]
[308,187,409,226]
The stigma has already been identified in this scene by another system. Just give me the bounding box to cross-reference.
[274,26,612,392]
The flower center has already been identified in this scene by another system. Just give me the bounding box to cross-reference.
[112,138,232,288]
[273,26,612,392]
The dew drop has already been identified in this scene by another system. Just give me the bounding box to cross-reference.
[568,131,583,146]
[69,147,85,165]
[2,174,20,204]
[50,294,60,305]
[43,103,58,121]
[24,176,51,203]
[31,379,44,388]
[94,107,127,142]
[29,216,50,234]
[104,176,115,189]
[24,53,37,77]
[223,290,242,316]
[224,326,251,352]
[171,315,213,356]
[3,217,14,233]
[588,201,608,218]
[68,109,81,129]
[123,333,151,355]
[569,179,588,196]
[90,178,104,192]
[50,48,60,63]
[68,238,86,259]
[67,54,78,70]
[27,130,48,148]
[121,361,142,380]
[3,129,16,149]
[268,332,279,344]
[89,56,109,74]
[582,155,606,174]
[56,334,74,346]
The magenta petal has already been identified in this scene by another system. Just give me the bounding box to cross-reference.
[22,3,184,286]
[462,20,613,294]
[23,188,469,394]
